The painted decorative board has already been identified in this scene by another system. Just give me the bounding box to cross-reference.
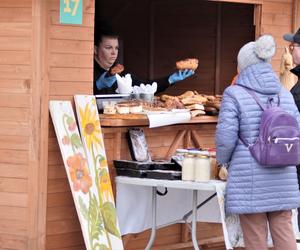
[74,95,123,250]
[49,100,111,250]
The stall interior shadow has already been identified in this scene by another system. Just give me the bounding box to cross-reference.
[95,0,255,96]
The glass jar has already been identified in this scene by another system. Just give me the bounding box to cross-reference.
[208,148,217,180]
[194,153,210,182]
[182,153,195,181]
[173,149,189,166]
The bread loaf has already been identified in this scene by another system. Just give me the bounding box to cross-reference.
[176,58,199,71]
[110,63,124,75]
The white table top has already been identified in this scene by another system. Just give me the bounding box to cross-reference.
[115,176,224,191]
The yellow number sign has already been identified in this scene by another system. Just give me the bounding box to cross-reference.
[60,0,82,24]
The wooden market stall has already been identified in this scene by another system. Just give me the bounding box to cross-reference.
[0,0,300,250]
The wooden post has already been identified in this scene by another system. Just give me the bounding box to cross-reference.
[191,130,203,149]
[184,130,192,149]
[254,4,262,38]
[29,0,49,249]
[214,3,222,95]
[293,0,300,32]
[165,130,186,159]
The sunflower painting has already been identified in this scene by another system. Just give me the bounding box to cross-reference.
[49,100,110,250]
[74,95,123,250]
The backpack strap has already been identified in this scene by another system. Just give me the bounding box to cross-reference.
[237,86,280,147]
[242,87,266,111]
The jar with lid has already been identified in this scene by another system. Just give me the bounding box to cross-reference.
[173,149,189,166]
[182,153,195,181]
[194,152,210,182]
[208,148,217,180]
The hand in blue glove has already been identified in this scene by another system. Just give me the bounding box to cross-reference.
[95,72,116,90]
[168,69,195,84]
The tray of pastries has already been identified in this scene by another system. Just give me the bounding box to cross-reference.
[102,91,222,117]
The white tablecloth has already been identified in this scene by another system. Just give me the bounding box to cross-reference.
[116,178,299,249]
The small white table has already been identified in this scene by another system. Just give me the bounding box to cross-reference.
[115,176,223,250]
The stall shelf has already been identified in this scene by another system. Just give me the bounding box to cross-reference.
[99,114,222,249]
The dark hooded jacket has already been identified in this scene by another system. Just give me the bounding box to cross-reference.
[290,65,300,111]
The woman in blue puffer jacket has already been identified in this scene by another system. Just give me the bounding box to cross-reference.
[216,35,300,250]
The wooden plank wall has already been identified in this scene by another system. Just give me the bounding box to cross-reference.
[261,0,294,73]
[0,0,32,249]
[46,0,94,249]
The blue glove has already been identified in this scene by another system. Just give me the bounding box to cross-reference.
[168,69,195,84]
[95,72,116,90]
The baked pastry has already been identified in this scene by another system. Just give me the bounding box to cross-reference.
[160,94,177,102]
[205,100,221,110]
[110,63,124,75]
[177,91,195,99]
[185,103,205,110]
[181,95,207,105]
[190,109,205,117]
[116,104,130,114]
[103,104,116,114]
[129,105,143,114]
[176,58,199,71]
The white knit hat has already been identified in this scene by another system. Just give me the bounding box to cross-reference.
[237,35,276,71]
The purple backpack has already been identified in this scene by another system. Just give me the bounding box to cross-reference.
[239,88,300,167]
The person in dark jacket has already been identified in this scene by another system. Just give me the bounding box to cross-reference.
[284,28,300,109]
[93,27,195,95]
[284,28,300,232]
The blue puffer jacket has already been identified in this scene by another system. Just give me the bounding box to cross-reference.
[216,62,300,214]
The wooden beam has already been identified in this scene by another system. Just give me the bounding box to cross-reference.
[191,130,203,149]
[184,130,192,149]
[293,0,300,32]
[181,223,190,243]
[214,3,222,95]
[151,236,225,250]
[29,0,49,249]
[148,0,155,79]
[210,0,263,4]
[254,4,262,38]
[165,130,186,159]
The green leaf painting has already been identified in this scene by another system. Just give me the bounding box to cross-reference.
[74,95,123,250]
[49,101,110,250]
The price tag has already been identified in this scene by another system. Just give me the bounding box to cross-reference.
[60,0,82,25]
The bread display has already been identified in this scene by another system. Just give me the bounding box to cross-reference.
[176,58,199,71]
[101,90,222,116]
[159,91,222,116]
[110,63,124,75]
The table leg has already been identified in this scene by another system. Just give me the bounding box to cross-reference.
[145,187,157,250]
[191,190,200,250]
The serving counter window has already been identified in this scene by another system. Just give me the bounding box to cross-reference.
[94,0,256,96]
